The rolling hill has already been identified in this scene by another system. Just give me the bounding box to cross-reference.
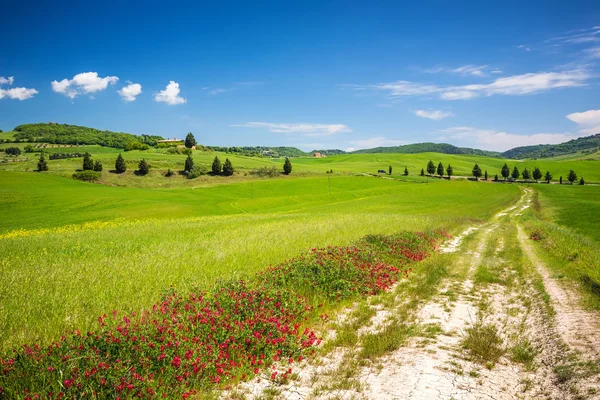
[500,134,600,159]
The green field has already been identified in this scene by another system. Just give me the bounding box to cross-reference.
[2,143,600,185]
[0,169,520,351]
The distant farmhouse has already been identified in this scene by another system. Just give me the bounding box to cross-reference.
[313,152,326,158]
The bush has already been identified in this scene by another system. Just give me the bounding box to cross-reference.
[93,160,103,172]
[124,141,150,151]
[82,152,93,170]
[72,170,101,182]
[251,166,279,177]
[184,155,194,173]
[24,145,34,153]
[165,169,174,177]
[187,165,208,179]
[5,147,21,156]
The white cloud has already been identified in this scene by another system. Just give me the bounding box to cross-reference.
[51,72,119,99]
[209,88,226,95]
[366,69,590,101]
[154,81,186,105]
[583,47,600,59]
[231,122,351,137]
[549,26,600,45]
[423,65,489,77]
[0,77,38,100]
[0,87,39,100]
[345,137,406,151]
[567,109,600,135]
[438,126,582,151]
[118,82,142,102]
[518,45,532,52]
[414,109,453,120]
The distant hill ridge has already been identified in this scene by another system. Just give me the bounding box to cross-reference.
[6,123,600,160]
[350,142,500,157]
[500,134,600,159]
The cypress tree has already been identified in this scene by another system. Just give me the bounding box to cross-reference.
[484,170,488,180]
[137,159,150,175]
[222,158,234,176]
[283,157,292,175]
[501,163,510,181]
[437,162,444,177]
[82,152,93,171]
[388,165,392,175]
[579,177,585,185]
[115,153,127,173]
[93,160,103,172]
[184,133,197,149]
[494,174,499,181]
[211,156,222,175]
[522,168,531,180]
[545,171,552,183]
[427,160,436,175]
[404,166,409,176]
[511,166,520,180]
[446,164,453,179]
[568,170,577,184]
[559,176,563,184]
[37,153,48,171]
[533,167,542,181]
[420,168,425,176]
[472,164,482,180]
[184,155,194,173]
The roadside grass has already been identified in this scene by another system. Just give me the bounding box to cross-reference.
[510,338,538,370]
[461,321,505,366]
[521,189,600,310]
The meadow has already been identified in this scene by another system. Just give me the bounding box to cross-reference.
[0,170,520,352]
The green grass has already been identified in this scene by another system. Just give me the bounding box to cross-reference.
[0,171,519,352]
[2,144,600,184]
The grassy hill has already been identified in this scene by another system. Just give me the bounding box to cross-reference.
[7,123,163,149]
[501,133,600,159]
[351,142,500,157]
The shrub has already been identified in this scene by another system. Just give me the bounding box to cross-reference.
[37,154,48,171]
[568,170,577,184]
[72,170,101,182]
[284,157,292,175]
[222,158,234,176]
[165,168,174,177]
[137,159,150,175]
[124,141,149,151]
[420,168,425,176]
[115,154,126,173]
[24,144,34,153]
[404,166,408,176]
[5,147,21,156]
[251,166,279,177]
[187,164,208,179]
[93,160,103,172]
[579,177,585,185]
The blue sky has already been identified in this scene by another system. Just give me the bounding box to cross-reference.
[1,0,599,152]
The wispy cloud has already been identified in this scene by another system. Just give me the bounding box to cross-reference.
[548,26,600,45]
[437,126,581,152]
[345,137,406,151]
[51,72,118,99]
[154,81,186,105]
[231,122,351,137]
[358,69,590,101]
[567,109,600,135]
[583,47,600,59]
[118,82,142,102]
[414,109,453,120]
[423,65,489,77]
[203,81,264,96]
[0,77,38,100]
[517,44,531,52]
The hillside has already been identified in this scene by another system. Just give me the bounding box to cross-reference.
[9,123,163,149]
[351,142,500,157]
[501,133,600,159]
